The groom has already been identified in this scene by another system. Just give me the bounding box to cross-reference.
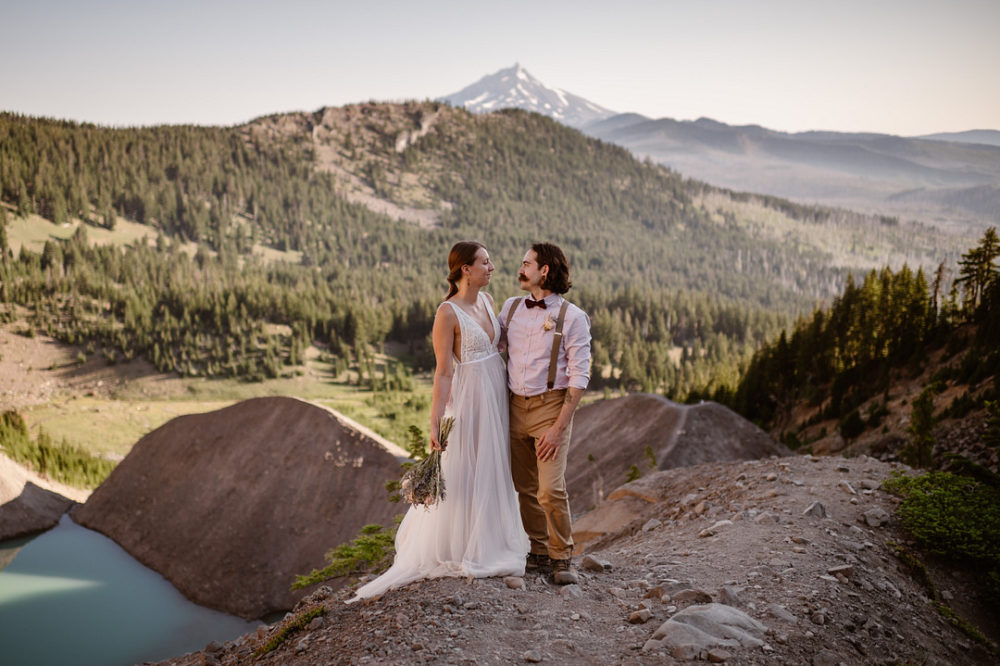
[500,242,591,585]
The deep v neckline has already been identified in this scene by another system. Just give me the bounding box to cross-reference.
[449,293,496,345]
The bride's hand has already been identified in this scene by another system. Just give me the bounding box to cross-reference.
[430,418,445,451]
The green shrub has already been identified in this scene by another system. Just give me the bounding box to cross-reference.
[291,523,397,590]
[885,470,1000,618]
[883,471,1000,563]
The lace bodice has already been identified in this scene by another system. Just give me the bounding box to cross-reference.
[446,293,500,363]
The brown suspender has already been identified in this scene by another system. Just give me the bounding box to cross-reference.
[505,297,570,390]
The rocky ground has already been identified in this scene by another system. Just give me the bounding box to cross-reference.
[154,455,998,666]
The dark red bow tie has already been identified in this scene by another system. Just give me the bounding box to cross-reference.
[525,298,547,309]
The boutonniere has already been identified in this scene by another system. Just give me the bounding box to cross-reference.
[542,315,555,331]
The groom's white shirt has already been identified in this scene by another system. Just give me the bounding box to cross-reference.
[500,294,591,397]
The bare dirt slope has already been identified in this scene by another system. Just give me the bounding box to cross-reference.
[0,318,174,411]
[0,452,89,540]
[568,395,791,512]
[158,455,997,665]
[73,396,410,619]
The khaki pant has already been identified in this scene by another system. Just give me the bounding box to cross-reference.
[509,390,574,560]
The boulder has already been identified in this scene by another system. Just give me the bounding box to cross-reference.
[73,397,408,619]
[646,602,768,660]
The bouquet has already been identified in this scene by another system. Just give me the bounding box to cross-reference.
[400,417,454,508]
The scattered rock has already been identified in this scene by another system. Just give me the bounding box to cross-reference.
[827,564,854,579]
[643,518,663,531]
[861,507,889,528]
[707,648,733,662]
[812,649,843,666]
[699,520,733,538]
[580,554,611,572]
[559,584,583,599]
[767,604,798,624]
[838,480,856,495]
[802,501,827,518]
[608,587,628,599]
[523,649,543,663]
[504,576,525,590]
[718,585,742,607]
[672,588,713,604]
[629,609,653,624]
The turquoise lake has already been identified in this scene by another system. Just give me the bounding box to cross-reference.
[0,514,261,666]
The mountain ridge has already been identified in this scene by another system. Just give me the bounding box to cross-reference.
[439,66,999,232]
[440,63,616,128]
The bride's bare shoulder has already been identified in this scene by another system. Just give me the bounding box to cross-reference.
[435,301,459,322]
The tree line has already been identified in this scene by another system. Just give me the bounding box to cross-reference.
[0,105,968,397]
[728,227,1000,439]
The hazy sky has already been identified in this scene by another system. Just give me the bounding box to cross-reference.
[3,0,997,135]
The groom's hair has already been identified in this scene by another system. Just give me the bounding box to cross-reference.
[532,242,572,294]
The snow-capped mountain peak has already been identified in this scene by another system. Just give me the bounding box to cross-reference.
[440,63,615,128]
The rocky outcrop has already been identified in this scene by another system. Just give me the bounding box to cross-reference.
[160,455,998,666]
[0,452,86,540]
[73,397,409,619]
[567,394,790,511]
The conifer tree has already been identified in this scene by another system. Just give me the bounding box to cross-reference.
[904,387,936,469]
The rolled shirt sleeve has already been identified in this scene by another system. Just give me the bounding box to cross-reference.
[563,306,591,390]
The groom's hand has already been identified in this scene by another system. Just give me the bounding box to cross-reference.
[536,424,565,462]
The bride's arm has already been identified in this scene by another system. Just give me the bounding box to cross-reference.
[430,303,458,450]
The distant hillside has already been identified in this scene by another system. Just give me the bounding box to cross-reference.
[917,129,1000,147]
[0,105,971,396]
[582,114,1000,233]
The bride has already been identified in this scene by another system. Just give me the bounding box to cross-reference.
[349,241,528,601]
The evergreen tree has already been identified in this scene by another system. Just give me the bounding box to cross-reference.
[904,388,936,469]
[955,227,1000,313]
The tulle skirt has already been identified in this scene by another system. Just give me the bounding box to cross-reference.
[349,351,527,601]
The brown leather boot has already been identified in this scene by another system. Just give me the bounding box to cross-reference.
[526,552,551,572]
[551,558,579,585]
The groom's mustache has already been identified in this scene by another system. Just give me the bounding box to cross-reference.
[518,273,528,281]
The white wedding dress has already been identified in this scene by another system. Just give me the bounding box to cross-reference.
[349,292,528,601]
